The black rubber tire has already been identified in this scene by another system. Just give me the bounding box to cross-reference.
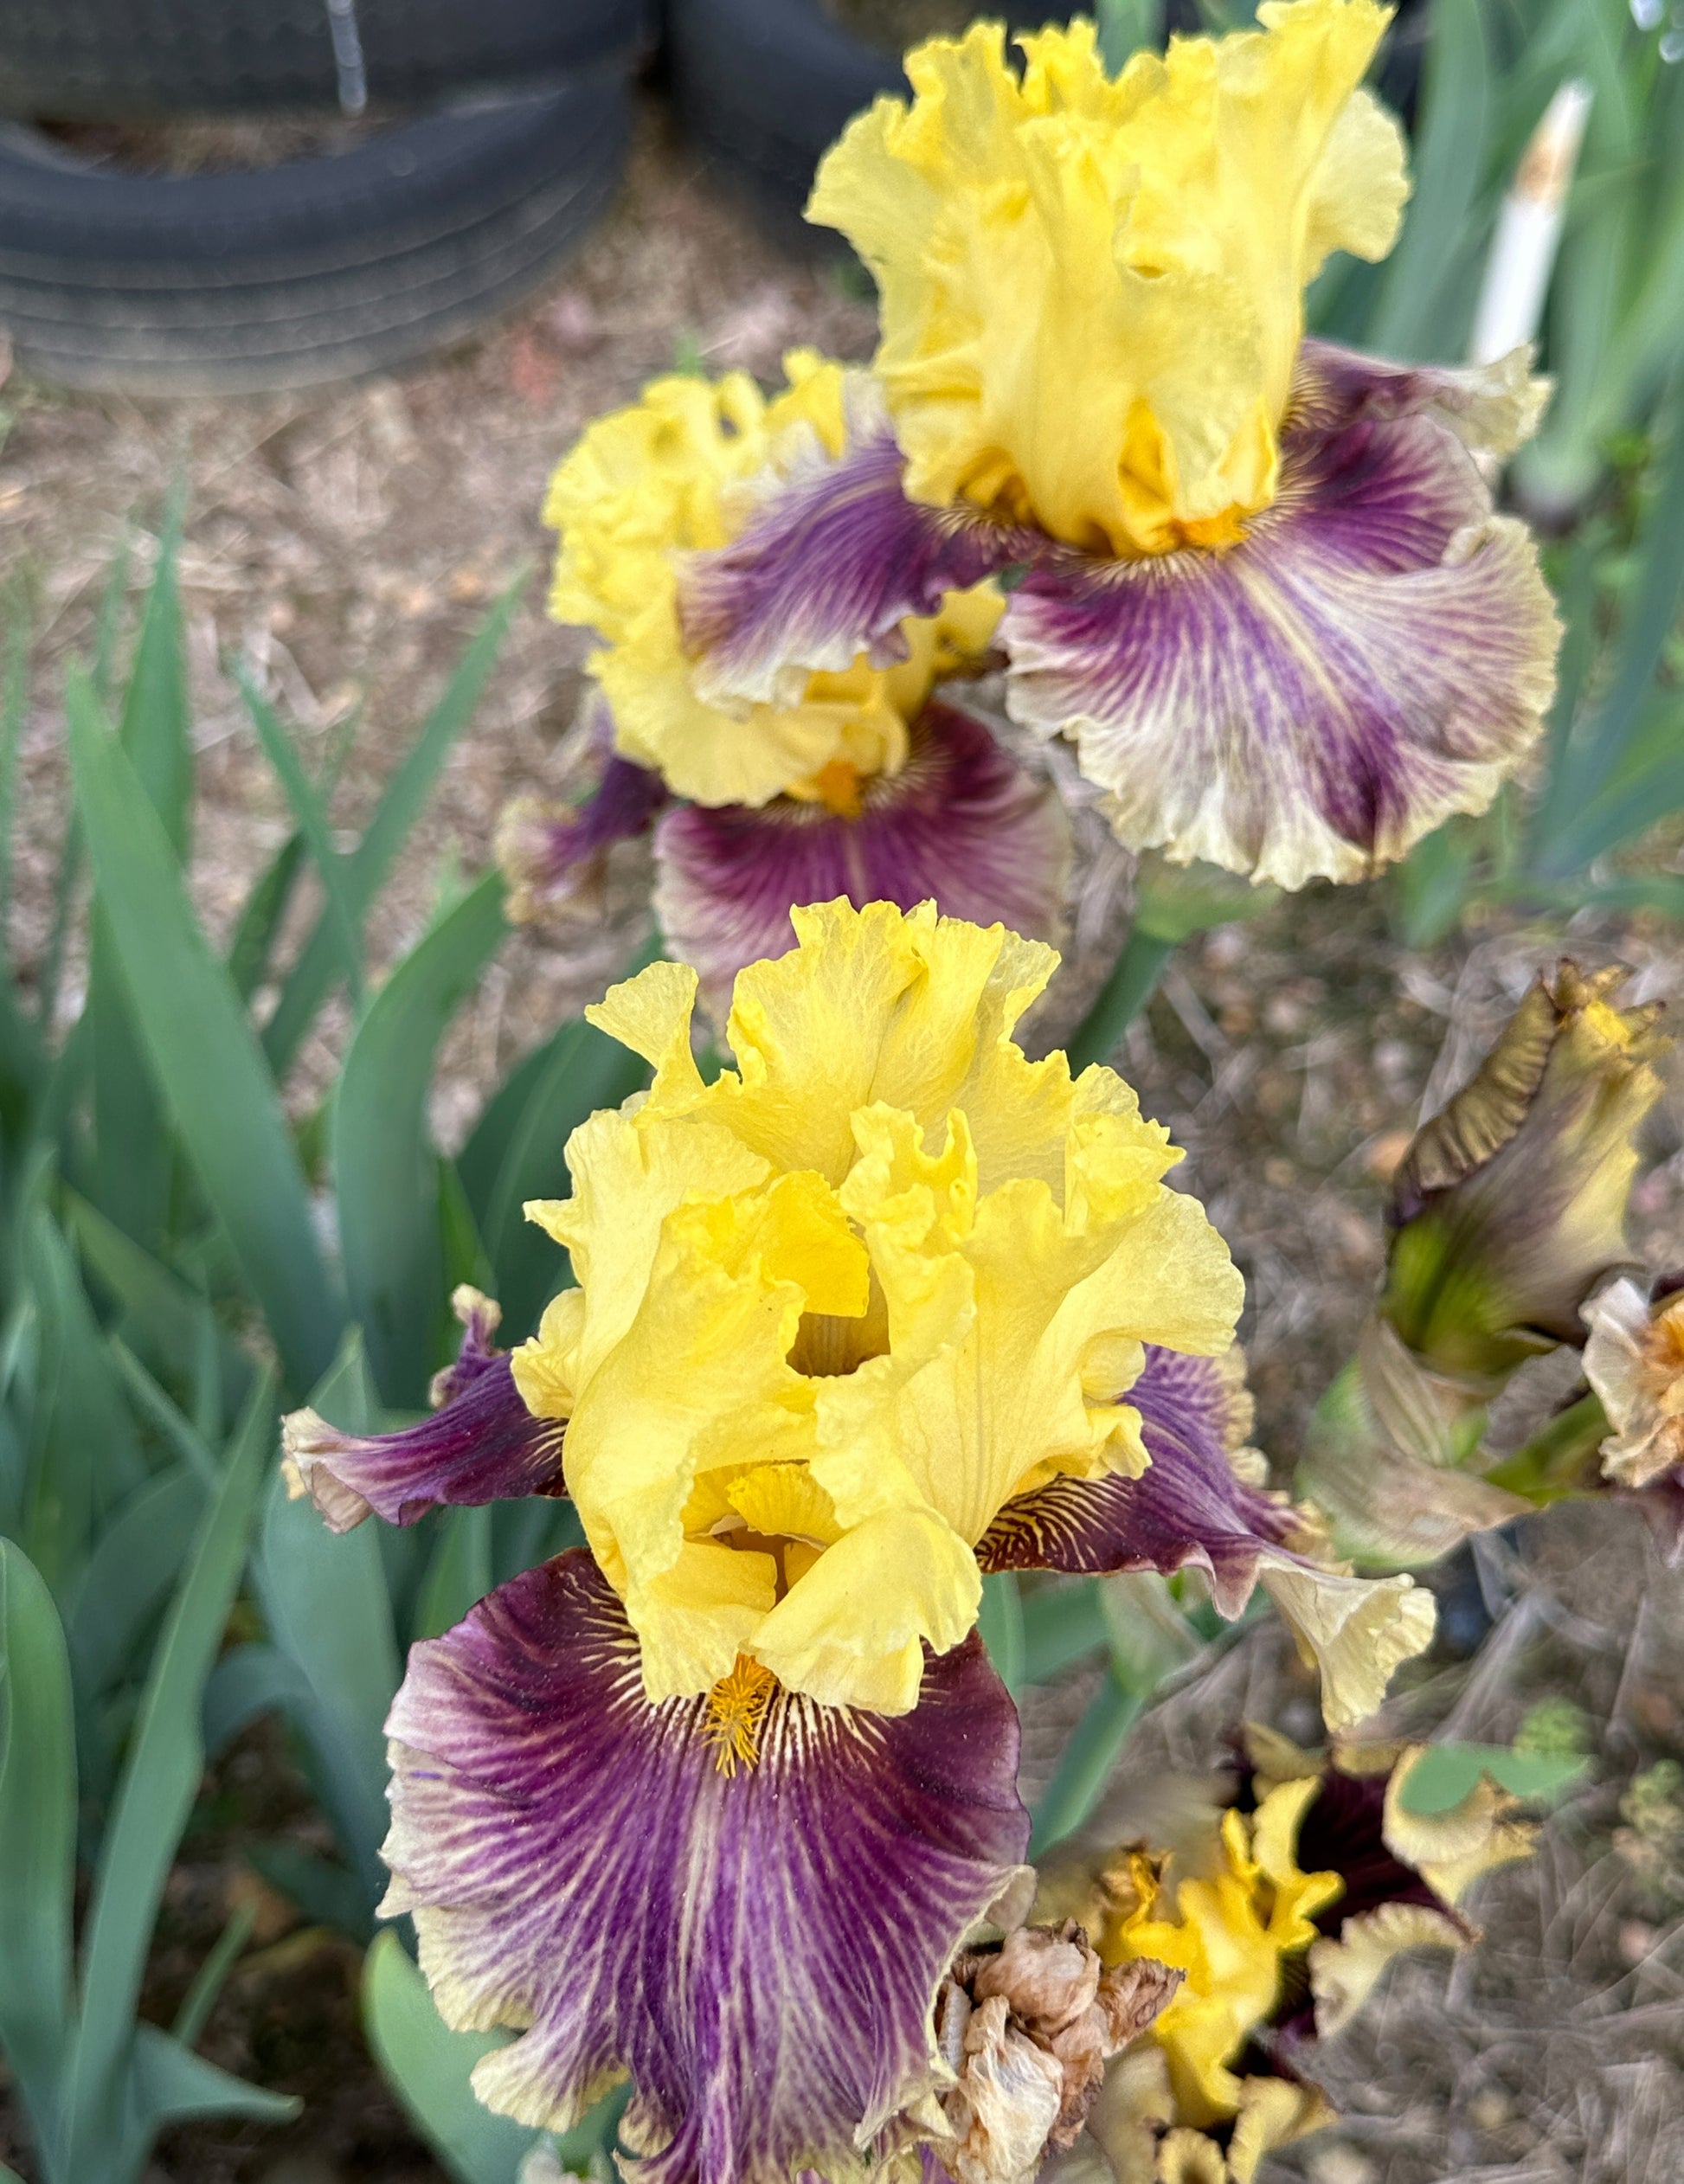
[0,78,632,394]
[0,0,653,122]
[672,0,1429,237]
[668,0,1067,235]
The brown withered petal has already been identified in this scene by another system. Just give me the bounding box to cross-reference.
[931,1923,1182,2183]
[935,1993,1064,2184]
[1386,965,1599,1224]
[1385,960,1667,1352]
[1584,1278,1684,1490]
[1388,962,1662,1224]
[972,1924,1102,2039]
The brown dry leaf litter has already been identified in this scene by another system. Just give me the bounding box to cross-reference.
[3,93,1683,2184]
[0,104,875,1149]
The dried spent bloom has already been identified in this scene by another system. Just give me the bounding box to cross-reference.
[1583,1276,1684,1491]
[511,352,1068,1005]
[1301,960,1669,1564]
[281,905,1434,2182]
[927,1924,1184,2184]
[1064,1727,1534,2183]
[1382,962,1667,1386]
[680,2,1557,892]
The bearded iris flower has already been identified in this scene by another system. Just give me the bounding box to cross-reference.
[497,354,1070,1012]
[677,0,1559,894]
[1045,1726,1533,2183]
[285,902,1430,2176]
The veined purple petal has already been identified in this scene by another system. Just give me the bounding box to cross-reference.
[1289,1767,1442,1937]
[382,1549,1031,2180]
[1000,345,1559,890]
[498,748,668,924]
[679,414,1020,708]
[1302,340,1546,460]
[652,702,1070,1013]
[974,1348,1295,1616]
[281,1290,566,1533]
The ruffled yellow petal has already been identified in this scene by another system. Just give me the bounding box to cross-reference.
[1109,1781,1341,2128]
[1224,2073,1337,2182]
[1382,1749,1538,1904]
[524,1106,770,1387]
[558,1180,820,1621]
[543,352,999,804]
[518,901,1249,1712]
[584,957,705,1112]
[748,1505,981,1713]
[719,898,1068,1187]
[841,1151,1240,1544]
[808,0,1406,554]
[633,1539,781,1703]
[723,1462,844,1546]
[1255,1553,1437,1732]
[510,1287,584,1421]
[1307,1898,1465,2038]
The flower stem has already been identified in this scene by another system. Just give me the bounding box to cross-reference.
[1484,1391,1609,1503]
[1064,928,1176,1076]
[1029,1667,1145,1855]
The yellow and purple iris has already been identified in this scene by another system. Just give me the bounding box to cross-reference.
[497,354,1069,1012]
[678,1,1559,894]
[1060,1726,1533,2183]
[283,903,1431,2177]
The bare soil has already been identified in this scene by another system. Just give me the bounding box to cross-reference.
[3,91,1683,2184]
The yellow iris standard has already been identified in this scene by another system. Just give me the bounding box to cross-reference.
[511,899,1243,1715]
[809,0,1410,556]
[543,350,1002,809]
[1104,1779,1342,2129]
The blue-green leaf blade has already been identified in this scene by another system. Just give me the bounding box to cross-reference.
[65,665,345,1392]
[66,1372,274,2156]
[64,1468,203,1698]
[1366,0,1491,360]
[235,667,364,1009]
[129,2022,300,2128]
[262,578,524,1076]
[363,1929,541,2184]
[227,832,306,1004]
[0,1538,77,2140]
[119,497,191,859]
[202,1641,312,1761]
[414,1504,493,1643]
[22,1205,145,1593]
[253,1333,400,1917]
[472,939,659,1340]
[335,872,508,1407]
[89,503,191,1250]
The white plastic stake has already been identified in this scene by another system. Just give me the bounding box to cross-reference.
[1468,80,1594,365]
